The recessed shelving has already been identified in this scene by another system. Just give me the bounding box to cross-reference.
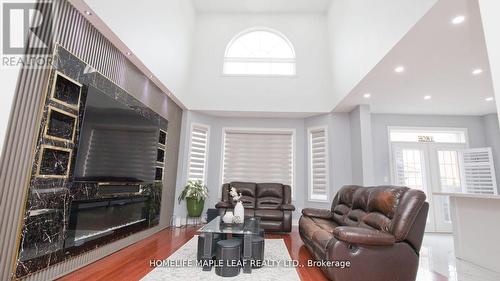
[36,145,72,178]
[44,106,77,143]
[50,71,82,110]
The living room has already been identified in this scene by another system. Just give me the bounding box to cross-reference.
[0,0,499,280]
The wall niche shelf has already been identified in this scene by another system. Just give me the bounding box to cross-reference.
[155,167,164,181]
[36,145,72,178]
[50,71,82,110]
[158,130,167,146]
[44,106,77,143]
[156,148,165,164]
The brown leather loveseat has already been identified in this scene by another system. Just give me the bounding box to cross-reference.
[215,182,295,232]
[299,185,428,281]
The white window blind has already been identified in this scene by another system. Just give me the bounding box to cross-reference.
[461,148,497,195]
[308,127,329,201]
[222,129,293,186]
[187,124,209,183]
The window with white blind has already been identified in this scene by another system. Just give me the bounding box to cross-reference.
[461,148,498,195]
[187,124,210,183]
[308,127,329,201]
[222,129,294,190]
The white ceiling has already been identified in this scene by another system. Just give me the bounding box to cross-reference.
[193,0,332,14]
[335,0,497,116]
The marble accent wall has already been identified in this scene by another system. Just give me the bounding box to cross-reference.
[14,46,166,278]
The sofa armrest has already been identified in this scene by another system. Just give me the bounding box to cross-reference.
[281,204,295,211]
[215,201,232,209]
[302,208,333,219]
[333,226,395,246]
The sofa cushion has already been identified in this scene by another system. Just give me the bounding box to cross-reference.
[311,229,337,258]
[255,209,283,221]
[230,182,256,208]
[256,183,283,209]
[310,217,338,233]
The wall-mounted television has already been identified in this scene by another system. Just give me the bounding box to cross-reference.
[74,86,159,183]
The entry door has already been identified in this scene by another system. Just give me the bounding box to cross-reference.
[428,143,466,232]
[392,142,436,232]
[391,142,466,232]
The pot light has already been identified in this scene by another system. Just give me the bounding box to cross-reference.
[486,97,494,102]
[472,68,483,75]
[452,15,465,25]
[84,10,92,16]
[424,95,432,100]
[126,51,132,56]
[363,93,371,99]
[149,74,153,78]
[394,66,405,73]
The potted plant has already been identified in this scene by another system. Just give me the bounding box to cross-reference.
[177,180,208,217]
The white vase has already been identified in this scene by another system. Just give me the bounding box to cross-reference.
[223,211,234,223]
[233,201,245,224]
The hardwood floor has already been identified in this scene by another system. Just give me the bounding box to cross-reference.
[59,226,448,281]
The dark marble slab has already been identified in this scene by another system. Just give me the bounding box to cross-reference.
[15,45,167,278]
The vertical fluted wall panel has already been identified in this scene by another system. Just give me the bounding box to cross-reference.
[0,0,182,280]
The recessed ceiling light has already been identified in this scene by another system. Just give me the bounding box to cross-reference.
[424,95,432,100]
[486,97,494,102]
[472,68,483,75]
[126,51,132,56]
[149,74,153,78]
[84,10,92,16]
[452,15,466,25]
[394,66,405,73]
[363,93,371,99]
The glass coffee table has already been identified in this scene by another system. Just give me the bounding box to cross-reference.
[197,216,262,273]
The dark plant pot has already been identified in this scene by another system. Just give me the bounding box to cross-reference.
[186,197,205,217]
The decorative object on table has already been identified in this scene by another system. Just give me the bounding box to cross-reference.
[215,182,296,232]
[177,180,208,217]
[229,186,244,224]
[222,211,234,224]
[206,208,219,222]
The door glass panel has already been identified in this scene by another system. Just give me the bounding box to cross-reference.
[399,149,426,192]
[437,150,462,192]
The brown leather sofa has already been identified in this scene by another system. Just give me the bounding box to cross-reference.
[215,182,295,232]
[299,185,428,281]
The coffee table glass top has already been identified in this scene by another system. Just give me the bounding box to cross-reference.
[198,216,261,235]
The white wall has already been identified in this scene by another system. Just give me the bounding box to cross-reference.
[304,112,353,210]
[479,0,500,124]
[175,111,354,222]
[349,105,374,185]
[186,13,333,113]
[371,114,492,186]
[482,114,500,193]
[84,0,196,99]
[326,0,437,106]
[175,111,308,221]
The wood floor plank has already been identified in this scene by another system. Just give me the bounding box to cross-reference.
[58,226,448,281]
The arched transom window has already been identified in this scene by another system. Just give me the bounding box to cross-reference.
[223,28,296,76]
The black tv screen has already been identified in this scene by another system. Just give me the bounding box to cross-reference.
[74,86,159,183]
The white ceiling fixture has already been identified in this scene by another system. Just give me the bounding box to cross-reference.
[452,15,466,25]
[472,68,483,75]
[394,66,405,73]
[84,10,92,15]
[335,0,497,116]
[424,95,432,100]
[486,97,494,102]
[363,93,371,98]
[126,51,132,56]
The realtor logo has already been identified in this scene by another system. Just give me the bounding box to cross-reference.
[2,1,53,54]
[1,1,53,69]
